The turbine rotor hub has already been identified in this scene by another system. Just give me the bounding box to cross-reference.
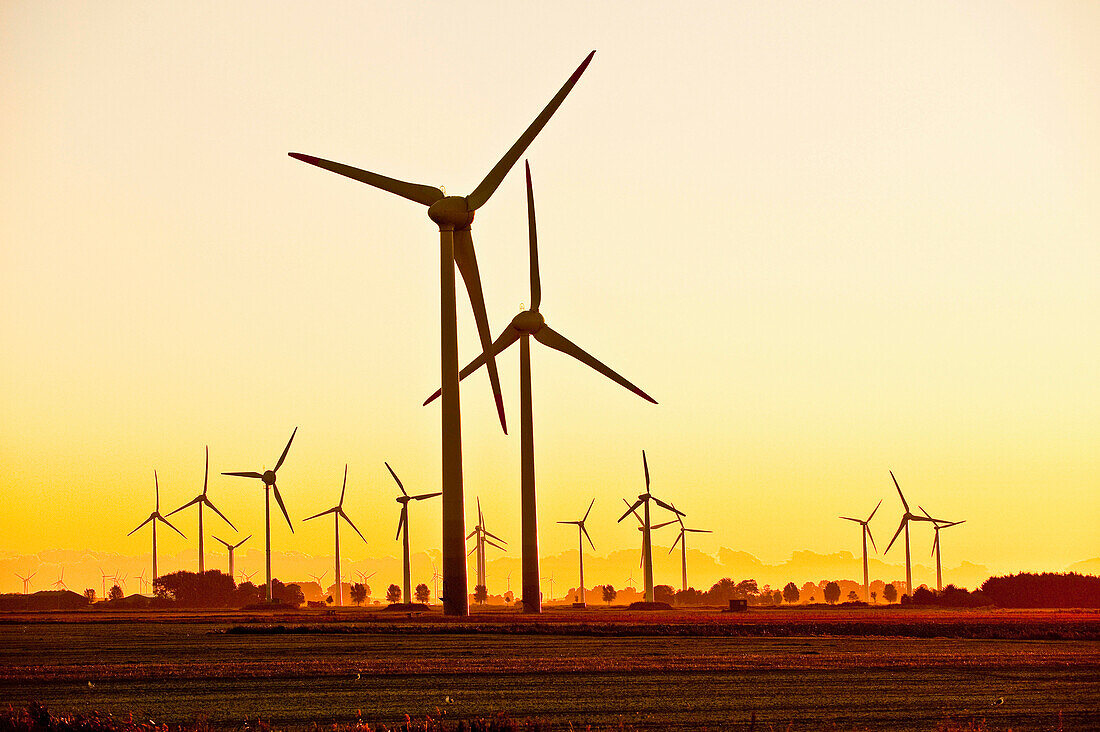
[428,197,475,230]
[262,470,277,486]
[512,310,545,334]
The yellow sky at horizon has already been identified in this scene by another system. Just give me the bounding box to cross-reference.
[1,1,1097,579]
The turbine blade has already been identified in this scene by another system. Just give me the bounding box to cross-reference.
[890,470,909,512]
[618,499,644,523]
[533,326,657,404]
[158,514,187,539]
[339,464,348,507]
[884,517,906,554]
[525,160,541,310]
[223,471,263,479]
[486,539,506,552]
[212,536,233,550]
[466,51,595,210]
[233,535,252,549]
[396,508,407,541]
[274,427,297,472]
[931,532,939,558]
[453,228,507,433]
[651,497,684,516]
[287,153,444,207]
[302,507,335,522]
[423,326,521,406]
[384,462,407,496]
[686,529,713,534]
[340,510,367,544]
[272,486,294,532]
[839,516,861,523]
[642,451,650,492]
[477,497,483,526]
[651,519,678,530]
[413,491,442,501]
[204,498,237,531]
[866,524,878,553]
[203,445,209,495]
[466,528,478,540]
[154,471,160,511]
[166,495,202,517]
[669,531,682,553]
[919,505,934,520]
[867,498,882,523]
[468,545,477,557]
[582,525,595,551]
[127,515,153,537]
[484,529,506,544]
[583,497,595,523]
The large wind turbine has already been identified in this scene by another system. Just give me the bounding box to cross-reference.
[167,446,237,573]
[883,471,941,596]
[923,509,965,591]
[386,462,441,606]
[839,499,881,602]
[212,534,251,581]
[291,52,596,616]
[668,509,711,593]
[222,428,297,603]
[428,162,656,613]
[557,499,595,606]
[623,499,677,576]
[128,471,186,582]
[467,498,506,591]
[15,571,36,595]
[618,452,684,603]
[303,465,366,606]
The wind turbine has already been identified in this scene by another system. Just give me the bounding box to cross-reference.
[922,509,965,591]
[291,52,596,617]
[541,572,555,602]
[623,499,677,574]
[668,509,712,593]
[222,427,297,603]
[303,465,366,606]
[239,569,258,585]
[212,534,251,581]
[135,569,150,595]
[307,571,328,598]
[99,568,111,598]
[884,471,941,596]
[466,498,506,591]
[167,446,237,574]
[428,163,656,613]
[52,568,67,591]
[618,451,684,603]
[128,471,186,582]
[385,462,441,606]
[15,571,36,594]
[557,498,595,606]
[839,499,881,602]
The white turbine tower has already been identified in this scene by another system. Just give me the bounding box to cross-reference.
[304,465,366,607]
[617,452,683,603]
[167,446,237,574]
[128,471,186,582]
[839,499,881,602]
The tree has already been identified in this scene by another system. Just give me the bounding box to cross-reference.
[823,581,840,604]
[415,583,431,604]
[602,584,617,605]
[782,582,799,604]
[734,579,758,600]
[473,584,488,605]
[154,570,237,607]
[349,583,367,606]
[883,583,898,603]
[84,589,96,603]
[386,583,401,604]
[108,584,123,601]
[847,590,859,602]
[871,591,878,604]
[707,578,737,604]
[654,585,675,604]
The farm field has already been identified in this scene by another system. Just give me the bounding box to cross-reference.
[1,608,1097,730]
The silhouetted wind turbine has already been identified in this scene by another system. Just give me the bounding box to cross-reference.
[541,572,555,602]
[840,499,881,602]
[307,571,328,596]
[128,471,186,582]
[240,569,258,584]
[222,427,298,603]
[52,568,67,591]
[291,53,596,617]
[303,465,366,607]
[168,446,237,574]
[922,508,965,591]
[15,571,36,595]
[429,162,656,613]
[884,471,941,596]
[623,498,677,573]
[135,569,150,595]
[558,498,595,607]
[213,534,251,581]
[386,462,441,605]
[618,452,684,602]
[466,498,506,591]
[668,508,711,593]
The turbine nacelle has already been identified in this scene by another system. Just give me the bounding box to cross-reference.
[262,470,277,486]
[427,197,475,230]
[512,309,546,334]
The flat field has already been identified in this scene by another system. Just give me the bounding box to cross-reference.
[1,607,1097,730]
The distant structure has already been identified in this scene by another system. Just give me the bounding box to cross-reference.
[290,52,597,616]
[15,571,36,595]
[303,465,366,606]
[135,569,150,595]
[167,446,237,573]
[618,452,684,603]
[668,506,712,593]
[385,462,441,606]
[884,471,942,595]
[558,498,596,607]
[222,428,298,603]
[623,498,677,581]
[212,534,251,582]
[839,499,881,601]
[467,498,506,595]
[924,510,965,591]
[128,471,186,582]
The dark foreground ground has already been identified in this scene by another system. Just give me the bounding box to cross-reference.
[1,607,1097,730]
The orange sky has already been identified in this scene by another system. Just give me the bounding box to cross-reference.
[1,2,1097,593]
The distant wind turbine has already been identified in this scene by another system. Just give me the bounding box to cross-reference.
[128,471,186,582]
[239,569,258,584]
[558,498,595,606]
[922,508,965,591]
[291,52,597,617]
[303,465,366,606]
[668,508,711,593]
[884,471,941,596]
[135,569,150,595]
[618,452,684,603]
[385,462,441,606]
[467,498,506,592]
[15,571,36,595]
[839,499,881,602]
[623,499,677,573]
[427,162,655,613]
[167,446,237,574]
[52,567,67,591]
[222,427,298,603]
[212,534,251,581]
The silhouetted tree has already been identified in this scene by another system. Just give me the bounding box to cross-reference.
[654,585,675,604]
[707,578,737,604]
[108,584,123,601]
[350,583,367,606]
[154,570,237,607]
[871,591,878,604]
[823,581,840,604]
[473,584,488,605]
[602,584,616,605]
[735,579,758,600]
[782,582,799,604]
[415,583,431,604]
[847,590,860,602]
[883,583,898,603]
[386,583,401,604]
[979,572,1100,608]
[84,589,96,603]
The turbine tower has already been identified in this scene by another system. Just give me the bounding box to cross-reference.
[303,465,366,606]
[557,498,595,606]
[291,52,596,616]
[222,428,298,603]
[466,498,506,591]
[922,509,965,591]
[128,471,186,582]
[428,162,656,613]
[212,534,251,581]
[167,446,237,574]
[618,451,684,603]
[839,499,881,602]
[15,571,36,595]
[669,509,711,593]
[884,471,941,596]
[386,462,441,606]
